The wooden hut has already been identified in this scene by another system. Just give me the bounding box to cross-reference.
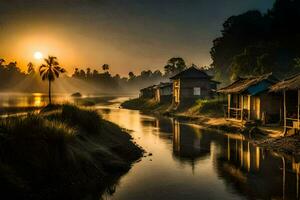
[139,85,156,99]
[154,82,173,103]
[170,66,220,105]
[218,73,281,124]
[270,74,300,134]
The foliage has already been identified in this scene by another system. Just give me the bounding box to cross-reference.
[39,56,66,104]
[211,0,300,82]
[164,57,187,76]
[0,105,142,198]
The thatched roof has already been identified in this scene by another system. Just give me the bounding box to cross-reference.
[140,85,156,92]
[218,73,278,94]
[156,82,172,88]
[170,66,212,80]
[270,73,300,92]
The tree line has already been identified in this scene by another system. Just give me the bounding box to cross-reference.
[210,0,300,83]
[0,56,196,93]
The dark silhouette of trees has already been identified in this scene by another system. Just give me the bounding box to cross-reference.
[102,64,109,71]
[164,57,186,76]
[27,62,35,75]
[128,72,135,80]
[210,0,300,82]
[39,56,66,104]
[0,58,5,65]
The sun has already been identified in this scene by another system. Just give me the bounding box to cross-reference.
[34,51,43,60]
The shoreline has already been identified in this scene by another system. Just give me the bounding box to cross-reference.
[0,104,143,199]
[121,98,300,157]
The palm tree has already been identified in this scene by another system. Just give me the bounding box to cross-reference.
[27,62,35,75]
[39,56,66,105]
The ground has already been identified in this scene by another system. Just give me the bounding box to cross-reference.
[121,97,300,157]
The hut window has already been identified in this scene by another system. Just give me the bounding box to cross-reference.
[193,87,201,96]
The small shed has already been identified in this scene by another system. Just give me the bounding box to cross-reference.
[154,82,173,103]
[270,74,300,134]
[139,85,156,99]
[170,66,220,105]
[218,73,281,124]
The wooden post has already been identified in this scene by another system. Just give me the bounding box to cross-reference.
[241,95,244,122]
[283,90,287,135]
[297,89,300,132]
[228,94,231,118]
[236,95,238,119]
[248,95,251,121]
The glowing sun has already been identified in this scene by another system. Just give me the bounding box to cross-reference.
[34,51,43,60]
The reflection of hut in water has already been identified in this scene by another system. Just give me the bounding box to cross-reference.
[213,134,300,200]
[154,118,173,134]
[172,120,211,166]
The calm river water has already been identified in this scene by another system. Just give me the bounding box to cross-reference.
[0,94,299,200]
[98,98,300,200]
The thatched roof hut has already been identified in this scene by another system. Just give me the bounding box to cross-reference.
[218,73,278,95]
[218,73,281,124]
[270,74,300,92]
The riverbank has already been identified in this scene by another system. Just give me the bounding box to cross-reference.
[121,98,300,157]
[0,104,143,200]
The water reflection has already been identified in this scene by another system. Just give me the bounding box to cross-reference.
[99,108,300,200]
[0,93,71,107]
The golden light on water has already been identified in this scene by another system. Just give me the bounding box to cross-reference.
[34,51,43,60]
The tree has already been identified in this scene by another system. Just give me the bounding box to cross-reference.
[102,64,109,71]
[27,62,35,75]
[128,71,135,80]
[86,68,91,78]
[0,58,5,66]
[210,0,300,81]
[39,56,66,105]
[164,57,186,76]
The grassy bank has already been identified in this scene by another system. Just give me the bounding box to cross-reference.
[121,97,225,117]
[121,97,300,157]
[0,104,143,199]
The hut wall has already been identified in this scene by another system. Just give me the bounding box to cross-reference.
[179,79,215,101]
[257,93,282,123]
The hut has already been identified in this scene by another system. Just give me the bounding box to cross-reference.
[270,74,300,134]
[139,85,156,99]
[218,73,281,124]
[154,82,173,103]
[170,66,220,105]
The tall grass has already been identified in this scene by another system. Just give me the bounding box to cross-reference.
[184,99,226,117]
[0,104,143,199]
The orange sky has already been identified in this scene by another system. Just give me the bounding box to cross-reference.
[0,0,274,76]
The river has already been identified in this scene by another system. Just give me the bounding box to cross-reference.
[0,94,299,200]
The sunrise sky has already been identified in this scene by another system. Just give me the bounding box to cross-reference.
[0,0,274,76]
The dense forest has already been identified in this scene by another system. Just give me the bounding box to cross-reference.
[211,0,300,83]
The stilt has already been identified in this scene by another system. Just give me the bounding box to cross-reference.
[283,90,287,135]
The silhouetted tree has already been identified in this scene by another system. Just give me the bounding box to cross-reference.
[128,71,135,80]
[210,0,300,82]
[39,56,66,104]
[27,62,35,75]
[102,64,109,71]
[0,58,5,66]
[164,57,186,76]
